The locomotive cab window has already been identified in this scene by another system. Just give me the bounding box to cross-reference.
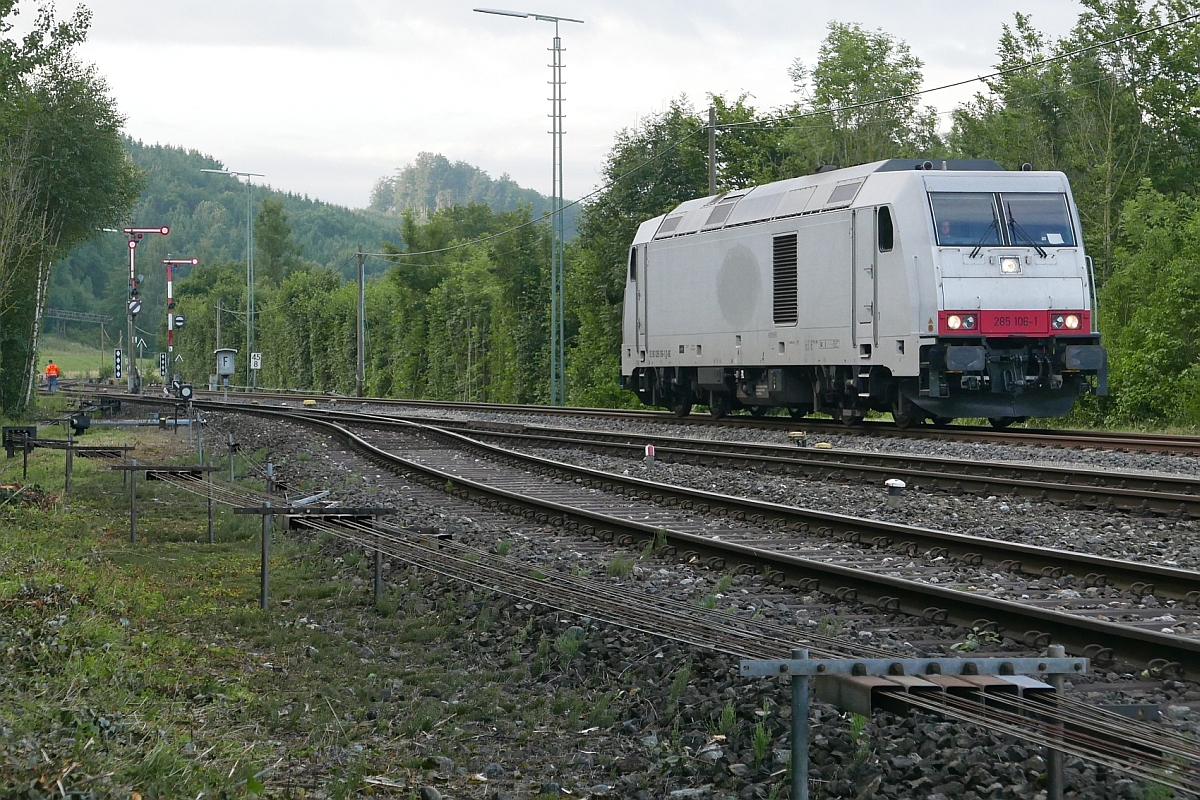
[629,248,637,280]
[877,206,894,252]
[929,192,1001,247]
[1001,193,1076,247]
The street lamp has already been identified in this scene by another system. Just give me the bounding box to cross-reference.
[201,167,264,390]
[474,7,583,406]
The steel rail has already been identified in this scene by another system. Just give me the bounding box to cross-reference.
[96,403,1200,790]
[156,398,1200,674]
[174,387,1200,455]
[375,416,1200,517]
[288,406,1200,604]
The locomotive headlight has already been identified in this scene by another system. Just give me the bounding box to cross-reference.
[1052,314,1065,329]
[962,314,977,330]
[1065,314,1081,330]
[946,314,963,330]
[1000,256,1021,274]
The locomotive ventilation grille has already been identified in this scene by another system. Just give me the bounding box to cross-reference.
[773,233,798,325]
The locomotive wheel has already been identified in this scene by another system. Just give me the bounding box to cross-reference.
[840,409,864,426]
[988,416,1017,429]
[931,416,955,427]
[891,394,922,429]
[708,392,730,419]
[670,389,693,418]
[748,406,768,418]
[788,407,810,420]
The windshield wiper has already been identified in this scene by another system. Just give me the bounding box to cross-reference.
[1005,204,1048,258]
[968,218,999,259]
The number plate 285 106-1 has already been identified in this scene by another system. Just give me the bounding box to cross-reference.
[980,311,1048,335]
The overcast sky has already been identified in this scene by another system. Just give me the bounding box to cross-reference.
[38,1,1085,208]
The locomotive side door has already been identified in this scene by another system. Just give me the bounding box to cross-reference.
[635,245,648,358]
[852,207,877,351]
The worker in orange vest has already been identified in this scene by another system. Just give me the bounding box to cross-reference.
[45,360,59,393]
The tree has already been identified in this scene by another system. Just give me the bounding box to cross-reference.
[0,2,142,410]
[254,196,302,283]
[781,22,942,173]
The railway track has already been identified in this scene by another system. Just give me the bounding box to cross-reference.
[164,386,1200,456]
[359,415,1200,517]
[143,425,1200,793]
[131,396,1200,675]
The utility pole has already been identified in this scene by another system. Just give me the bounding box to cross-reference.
[215,299,222,349]
[199,168,263,391]
[708,105,717,196]
[357,245,365,398]
[474,7,582,406]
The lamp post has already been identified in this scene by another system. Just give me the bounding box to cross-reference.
[201,168,264,390]
[474,7,582,406]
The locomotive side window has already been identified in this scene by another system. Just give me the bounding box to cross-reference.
[929,193,1002,247]
[1000,193,1076,247]
[629,248,637,280]
[772,233,799,325]
[877,206,894,252]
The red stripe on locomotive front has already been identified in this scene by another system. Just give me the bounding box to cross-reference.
[939,310,1091,336]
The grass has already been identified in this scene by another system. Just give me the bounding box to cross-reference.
[0,420,643,797]
[38,334,107,379]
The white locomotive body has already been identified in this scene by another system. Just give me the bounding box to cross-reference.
[619,159,1108,426]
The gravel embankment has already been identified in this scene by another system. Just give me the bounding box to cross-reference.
[195,407,1200,800]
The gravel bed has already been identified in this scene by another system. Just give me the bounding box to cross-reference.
[188,406,1200,799]
[508,444,1200,572]
[318,401,1200,479]
[345,426,1200,640]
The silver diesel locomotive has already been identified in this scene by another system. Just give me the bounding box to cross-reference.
[619,159,1108,427]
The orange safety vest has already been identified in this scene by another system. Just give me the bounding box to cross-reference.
[45,363,59,378]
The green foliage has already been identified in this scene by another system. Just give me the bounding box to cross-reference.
[605,553,634,578]
[784,22,942,171]
[752,704,772,766]
[1098,184,1200,425]
[49,139,400,354]
[0,2,141,411]
[254,196,305,283]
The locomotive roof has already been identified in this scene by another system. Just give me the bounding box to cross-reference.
[636,158,1013,244]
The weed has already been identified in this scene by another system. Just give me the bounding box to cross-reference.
[951,627,1003,652]
[606,553,633,578]
[297,452,312,462]
[344,550,363,567]
[1142,783,1173,800]
[668,660,692,707]
[444,479,454,493]
[850,712,872,768]
[715,574,733,593]
[816,615,844,637]
[554,627,586,663]
[495,539,512,556]
[718,700,738,744]
[530,568,547,581]
[698,594,717,610]
[589,692,616,728]
[752,712,771,766]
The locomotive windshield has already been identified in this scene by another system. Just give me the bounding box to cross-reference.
[1001,193,1076,247]
[929,193,1001,247]
[930,191,1076,248]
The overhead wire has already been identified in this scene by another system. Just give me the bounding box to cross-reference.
[369,10,1199,261]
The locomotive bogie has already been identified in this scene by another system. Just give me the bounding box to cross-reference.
[620,159,1108,424]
